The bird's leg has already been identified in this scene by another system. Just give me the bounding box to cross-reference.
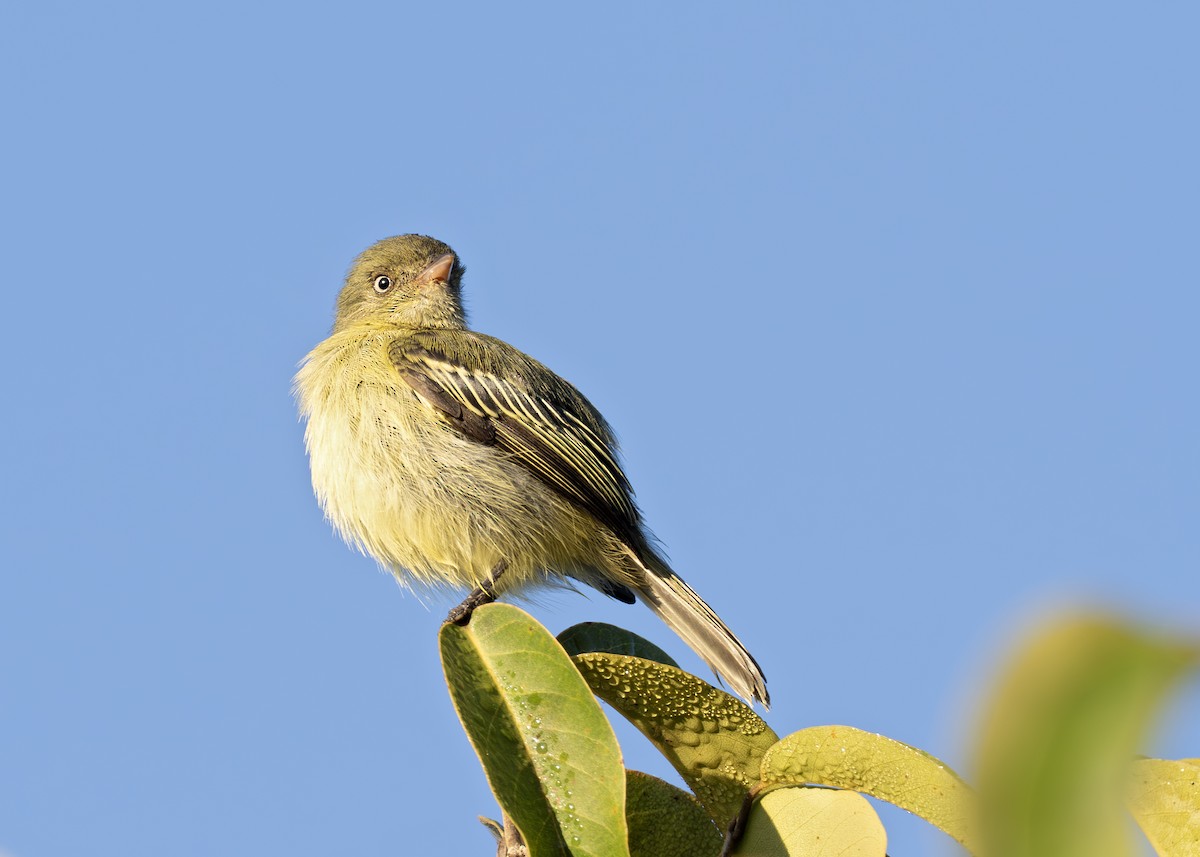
[446,559,510,626]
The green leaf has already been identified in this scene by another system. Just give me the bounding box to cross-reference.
[625,771,722,857]
[440,604,630,857]
[732,787,887,856]
[973,614,1199,857]
[1126,757,1200,855]
[759,725,978,852]
[558,622,680,667]
[572,652,778,827]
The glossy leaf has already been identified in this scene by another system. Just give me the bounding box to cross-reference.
[558,622,679,667]
[625,770,722,857]
[760,725,978,852]
[733,787,887,856]
[573,652,778,827]
[441,604,629,857]
[1126,757,1200,855]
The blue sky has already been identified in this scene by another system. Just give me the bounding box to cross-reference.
[2,3,1197,855]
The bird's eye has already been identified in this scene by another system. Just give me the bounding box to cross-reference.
[373,275,392,293]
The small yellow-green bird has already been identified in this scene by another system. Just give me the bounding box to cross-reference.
[295,234,768,706]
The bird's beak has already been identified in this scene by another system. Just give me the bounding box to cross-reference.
[416,254,455,287]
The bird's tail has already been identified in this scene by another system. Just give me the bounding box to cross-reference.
[629,551,769,708]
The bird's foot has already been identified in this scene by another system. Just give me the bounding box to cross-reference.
[446,559,510,626]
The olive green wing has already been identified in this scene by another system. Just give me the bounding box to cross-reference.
[389,332,642,548]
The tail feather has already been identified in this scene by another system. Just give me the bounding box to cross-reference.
[631,553,770,708]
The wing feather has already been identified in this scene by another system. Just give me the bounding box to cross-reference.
[390,334,641,543]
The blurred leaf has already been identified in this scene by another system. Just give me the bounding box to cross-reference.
[625,770,722,857]
[573,652,778,827]
[558,622,680,667]
[1126,757,1200,855]
[440,604,629,857]
[974,614,1199,857]
[732,787,887,856]
[760,725,978,852]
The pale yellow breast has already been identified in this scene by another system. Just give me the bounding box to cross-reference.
[294,326,605,592]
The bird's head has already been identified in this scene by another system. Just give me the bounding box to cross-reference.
[333,234,466,332]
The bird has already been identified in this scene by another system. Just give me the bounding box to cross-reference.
[295,234,768,706]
